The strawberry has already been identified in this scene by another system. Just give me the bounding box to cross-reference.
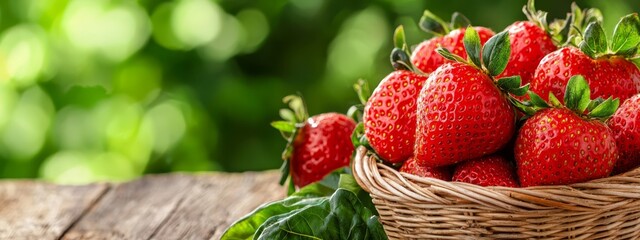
[410,11,494,74]
[530,14,640,104]
[514,76,619,187]
[399,156,452,181]
[361,26,428,163]
[608,94,640,174]
[364,70,427,163]
[272,96,356,188]
[497,1,559,85]
[452,154,519,187]
[414,28,526,167]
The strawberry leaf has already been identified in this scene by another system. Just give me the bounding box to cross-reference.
[528,91,550,109]
[390,48,413,71]
[588,97,620,119]
[279,109,296,122]
[394,25,407,50]
[353,79,371,105]
[451,12,471,29]
[271,121,296,133]
[610,13,640,57]
[510,85,530,97]
[496,76,521,91]
[279,160,291,185]
[419,10,449,35]
[436,47,467,63]
[579,22,608,58]
[463,27,482,68]
[351,122,366,147]
[564,75,591,113]
[548,92,562,107]
[587,97,605,112]
[509,98,536,116]
[482,31,510,76]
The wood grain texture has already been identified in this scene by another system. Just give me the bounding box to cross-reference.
[0,181,108,240]
[0,171,282,240]
[61,175,195,240]
[150,172,283,240]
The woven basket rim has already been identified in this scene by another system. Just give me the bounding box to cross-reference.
[352,146,640,212]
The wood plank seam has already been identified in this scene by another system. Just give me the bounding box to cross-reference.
[146,194,187,240]
[55,184,113,240]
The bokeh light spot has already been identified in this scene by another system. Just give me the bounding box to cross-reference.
[171,0,223,49]
[61,0,150,61]
[0,24,49,87]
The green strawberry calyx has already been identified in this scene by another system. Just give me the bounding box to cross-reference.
[524,0,602,47]
[511,75,620,121]
[390,25,416,72]
[436,27,529,97]
[579,13,640,59]
[419,10,471,36]
[271,94,309,194]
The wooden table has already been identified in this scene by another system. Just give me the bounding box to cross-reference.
[0,171,283,240]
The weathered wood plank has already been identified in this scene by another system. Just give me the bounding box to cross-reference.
[0,182,108,240]
[61,175,195,240]
[149,171,282,240]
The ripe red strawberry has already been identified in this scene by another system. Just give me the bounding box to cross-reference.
[399,156,452,181]
[497,1,562,85]
[412,27,494,74]
[530,15,640,104]
[452,155,519,187]
[410,11,494,74]
[515,76,619,187]
[415,28,526,167]
[273,97,356,188]
[498,21,557,85]
[362,26,429,163]
[608,94,640,174]
[364,70,427,163]
[291,113,355,187]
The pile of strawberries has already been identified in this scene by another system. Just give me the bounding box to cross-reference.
[273,1,640,189]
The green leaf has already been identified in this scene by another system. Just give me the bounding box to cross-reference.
[510,85,530,97]
[611,13,640,56]
[283,95,308,122]
[353,79,371,105]
[318,168,348,192]
[338,174,362,194]
[419,10,449,35]
[580,22,608,58]
[221,195,325,240]
[482,31,511,76]
[279,109,296,122]
[436,47,467,63]
[508,98,536,116]
[393,25,406,50]
[271,121,295,133]
[338,174,378,215]
[463,27,482,68]
[390,48,412,71]
[451,12,471,29]
[254,189,387,240]
[548,92,562,107]
[564,75,591,112]
[351,122,365,147]
[528,91,550,109]
[279,160,290,186]
[588,97,620,119]
[496,76,522,91]
[587,97,605,112]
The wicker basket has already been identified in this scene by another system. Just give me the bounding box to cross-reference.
[352,146,640,239]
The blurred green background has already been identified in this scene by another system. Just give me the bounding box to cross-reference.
[0,0,637,183]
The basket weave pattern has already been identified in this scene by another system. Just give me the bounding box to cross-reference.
[352,146,640,239]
